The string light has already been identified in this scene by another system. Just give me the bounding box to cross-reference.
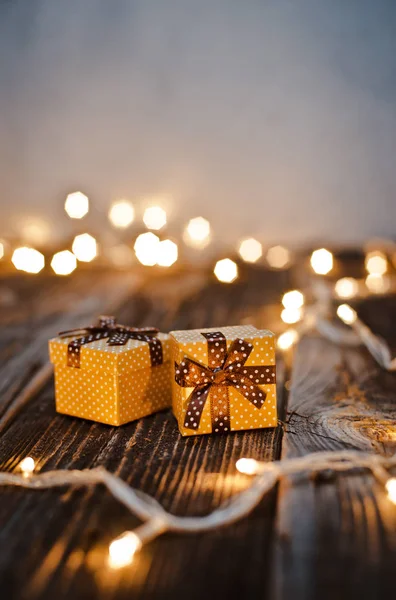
[51,250,77,276]
[214,259,238,283]
[134,232,160,266]
[386,478,396,504]
[156,240,178,267]
[143,206,167,231]
[238,238,262,263]
[277,329,299,350]
[337,304,357,325]
[108,200,135,228]
[282,290,304,309]
[310,248,333,275]
[64,191,89,219]
[335,277,358,299]
[19,457,35,476]
[266,245,291,269]
[12,247,45,274]
[183,217,211,249]
[72,234,98,263]
[365,274,390,294]
[281,307,302,324]
[235,458,259,475]
[365,251,387,275]
[108,531,142,569]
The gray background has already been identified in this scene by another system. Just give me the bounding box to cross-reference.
[1,0,395,246]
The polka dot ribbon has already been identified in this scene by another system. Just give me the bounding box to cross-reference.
[175,332,276,434]
[58,316,163,368]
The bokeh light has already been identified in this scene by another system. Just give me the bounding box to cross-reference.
[19,457,35,476]
[214,259,238,283]
[266,245,291,269]
[156,239,178,267]
[108,200,135,228]
[365,251,387,275]
[107,244,135,269]
[235,458,259,475]
[337,304,357,325]
[51,250,77,275]
[64,191,89,219]
[238,238,262,263]
[134,232,160,266]
[281,307,302,324]
[310,248,333,275]
[334,277,358,299]
[183,217,211,249]
[277,329,299,350]
[365,274,390,294]
[143,206,167,230]
[72,234,98,262]
[282,290,304,309]
[0,241,4,260]
[12,247,45,274]
[20,218,51,246]
[386,478,396,505]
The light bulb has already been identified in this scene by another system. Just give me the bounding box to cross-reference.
[236,458,259,475]
[277,330,299,350]
[281,307,302,324]
[64,191,89,219]
[385,478,396,504]
[156,240,178,267]
[214,259,238,283]
[134,232,160,266]
[335,277,358,299]
[108,531,141,569]
[365,251,387,275]
[19,457,35,476]
[310,248,333,275]
[143,206,167,230]
[183,217,211,249]
[282,290,304,309]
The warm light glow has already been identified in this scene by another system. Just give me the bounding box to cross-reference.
[64,191,89,219]
[335,277,358,299]
[310,248,333,275]
[365,251,387,275]
[337,304,357,325]
[108,200,135,228]
[51,250,77,276]
[107,244,134,269]
[282,290,304,309]
[156,239,178,267]
[108,531,141,569]
[281,307,302,324]
[386,478,396,505]
[214,259,238,283]
[277,329,299,350]
[238,238,262,263]
[134,232,160,266]
[19,457,35,476]
[20,218,51,246]
[183,217,211,249]
[236,458,259,475]
[143,206,167,230]
[266,245,291,269]
[12,247,45,274]
[72,234,98,262]
[0,242,4,260]
[365,274,390,294]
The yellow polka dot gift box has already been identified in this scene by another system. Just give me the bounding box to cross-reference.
[170,325,277,436]
[49,316,171,426]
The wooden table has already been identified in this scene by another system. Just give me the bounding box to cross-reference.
[0,265,395,600]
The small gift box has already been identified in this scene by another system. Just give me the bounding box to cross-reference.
[170,325,277,436]
[49,316,171,426]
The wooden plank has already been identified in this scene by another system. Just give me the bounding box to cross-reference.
[272,296,396,600]
[0,266,289,599]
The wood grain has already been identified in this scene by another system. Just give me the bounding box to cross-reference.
[272,296,396,600]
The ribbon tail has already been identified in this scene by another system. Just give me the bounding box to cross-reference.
[183,383,211,431]
[209,385,231,434]
[230,378,267,409]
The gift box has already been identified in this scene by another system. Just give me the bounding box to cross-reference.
[49,316,171,426]
[170,325,277,436]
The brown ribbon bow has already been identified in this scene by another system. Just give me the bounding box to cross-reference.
[59,316,163,368]
[175,331,276,433]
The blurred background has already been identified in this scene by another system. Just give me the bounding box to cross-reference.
[0,0,396,248]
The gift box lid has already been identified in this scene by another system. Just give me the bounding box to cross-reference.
[170,325,275,366]
[49,331,170,372]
